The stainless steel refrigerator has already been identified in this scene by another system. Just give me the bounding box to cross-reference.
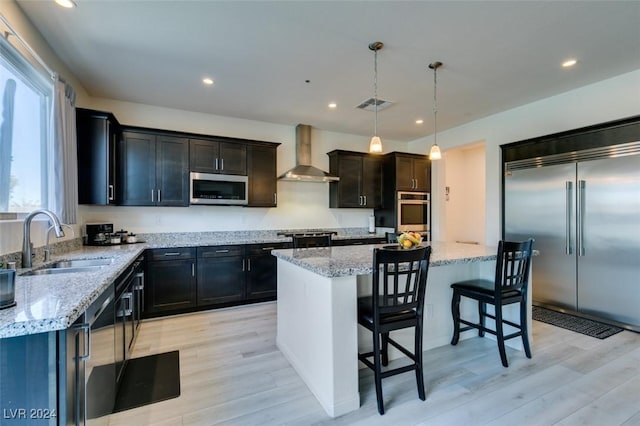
[504,143,640,332]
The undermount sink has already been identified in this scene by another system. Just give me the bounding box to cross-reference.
[20,258,115,276]
[48,258,115,268]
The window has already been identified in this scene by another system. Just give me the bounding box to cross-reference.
[0,36,53,214]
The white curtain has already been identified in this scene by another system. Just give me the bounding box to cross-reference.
[49,75,78,224]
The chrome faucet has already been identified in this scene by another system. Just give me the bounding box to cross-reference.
[22,209,65,268]
[44,224,75,262]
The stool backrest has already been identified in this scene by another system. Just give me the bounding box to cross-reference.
[385,232,399,243]
[495,239,534,297]
[372,246,431,316]
[293,234,332,248]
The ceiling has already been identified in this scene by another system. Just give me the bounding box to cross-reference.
[16,1,640,142]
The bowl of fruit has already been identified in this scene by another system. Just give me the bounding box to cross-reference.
[396,232,423,249]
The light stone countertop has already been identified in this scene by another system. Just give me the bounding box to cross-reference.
[0,229,385,339]
[271,241,499,278]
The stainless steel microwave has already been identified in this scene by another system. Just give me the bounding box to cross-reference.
[397,191,430,232]
[190,172,248,205]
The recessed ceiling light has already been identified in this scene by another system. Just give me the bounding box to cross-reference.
[415,119,424,124]
[54,0,76,8]
[202,78,214,86]
[562,59,578,68]
[328,102,337,109]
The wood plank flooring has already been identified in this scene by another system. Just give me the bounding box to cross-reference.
[107,302,640,426]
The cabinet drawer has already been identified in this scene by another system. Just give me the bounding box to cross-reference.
[149,247,196,261]
[246,242,291,256]
[198,245,244,258]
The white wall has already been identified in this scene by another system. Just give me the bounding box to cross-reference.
[410,69,640,245]
[443,143,486,244]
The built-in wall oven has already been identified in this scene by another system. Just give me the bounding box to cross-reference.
[397,191,430,237]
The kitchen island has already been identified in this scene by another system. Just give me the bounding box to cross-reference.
[272,242,532,417]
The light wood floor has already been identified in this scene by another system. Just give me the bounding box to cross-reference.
[107,301,640,426]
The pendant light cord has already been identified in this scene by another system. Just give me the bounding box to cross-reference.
[374,47,378,137]
[433,63,438,146]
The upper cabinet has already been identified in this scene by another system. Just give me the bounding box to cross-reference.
[76,108,120,205]
[119,131,189,206]
[386,152,431,192]
[327,150,382,208]
[190,139,246,175]
[247,144,278,207]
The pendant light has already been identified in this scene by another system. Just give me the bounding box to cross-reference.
[428,61,443,160]
[368,41,384,153]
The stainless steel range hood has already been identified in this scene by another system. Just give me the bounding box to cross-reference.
[278,124,339,182]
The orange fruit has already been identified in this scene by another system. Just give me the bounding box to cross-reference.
[402,239,413,248]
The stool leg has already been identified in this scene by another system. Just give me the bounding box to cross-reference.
[478,301,486,337]
[451,290,461,345]
[373,329,385,414]
[381,332,389,366]
[415,321,426,401]
[495,305,508,367]
[520,300,532,359]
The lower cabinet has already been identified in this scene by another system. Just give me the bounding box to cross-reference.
[146,247,197,315]
[197,245,245,306]
[246,242,289,300]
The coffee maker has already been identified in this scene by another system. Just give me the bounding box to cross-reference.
[85,223,114,245]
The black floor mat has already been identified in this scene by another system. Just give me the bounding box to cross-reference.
[113,350,181,413]
[532,306,623,339]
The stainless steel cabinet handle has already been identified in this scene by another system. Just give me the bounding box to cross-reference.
[192,263,195,277]
[77,323,90,360]
[363,195,367,206]
[215,158,219,170]
[108,184,114,201]
[578,180,586,256]
[565,181,573,255]
[262,247,275,251]
[164,252,181,256]
[242,259,245,272]
[221,158,224,171]
[216,249,230,253]
[151,189,155,202]
[274,193,277,204]
[157,189,161,203]
[247,258,251,272]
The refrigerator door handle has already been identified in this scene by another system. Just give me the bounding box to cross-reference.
[566,181,573,255]
[577,180,586,256]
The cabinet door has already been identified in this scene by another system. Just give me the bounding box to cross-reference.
[247,144,277,207]
[156,135,189,206]
[246,254,277,300]
[146,259,197,313]
[394,155,416,191]
[219,142,247,175]
[412,157,431,192]
[119,132,156,206]
[336,154,363,207]
[77,113,119,205]
[362,155,382,208]
[190,139,218,173]
[197,256,245,306]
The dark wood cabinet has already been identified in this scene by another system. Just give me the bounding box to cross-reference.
[120,131,189,206]
[76,108,120,205]
[245,242,289,300]
[197,245,245,306]
[388,152,431,192]
[190,138,247,175]
[328,150,382,208]
[247,144,278,207]
[145,248,196,315]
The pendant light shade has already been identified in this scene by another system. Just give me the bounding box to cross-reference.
[428,61,443,160]
[369,41,384,153]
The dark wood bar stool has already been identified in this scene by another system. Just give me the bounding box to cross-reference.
[450,239,534,367]
[292,234,332,248]
[358,245,431,415]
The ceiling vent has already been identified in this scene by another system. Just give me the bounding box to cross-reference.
[356,97,394,112]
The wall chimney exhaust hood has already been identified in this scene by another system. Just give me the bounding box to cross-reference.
[278,124,340,182]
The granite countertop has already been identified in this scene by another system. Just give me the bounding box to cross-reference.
[0,228,385,339]
[271,241,499,278]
